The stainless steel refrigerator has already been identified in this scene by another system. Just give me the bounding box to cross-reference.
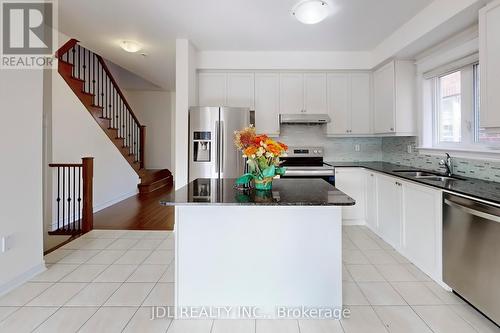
[189,107,251,182]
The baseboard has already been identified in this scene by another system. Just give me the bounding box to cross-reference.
[0,262,46,297]
[342,219,367,226]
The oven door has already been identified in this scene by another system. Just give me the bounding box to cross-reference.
[281,167,336,186]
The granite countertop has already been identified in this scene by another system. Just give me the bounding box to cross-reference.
[326,161,500,205]
[160,178,355,206]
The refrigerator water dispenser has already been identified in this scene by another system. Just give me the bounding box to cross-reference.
[193,131,211,162]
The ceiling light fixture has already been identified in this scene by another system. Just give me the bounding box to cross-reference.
[120,40,142,53]
[292,0,330,25]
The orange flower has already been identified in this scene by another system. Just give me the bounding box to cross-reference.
[243,145,258,157]
[253,135,269,146]
[278,142,288,151]
[267,143,282,156]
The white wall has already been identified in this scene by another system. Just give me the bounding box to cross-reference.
[51,69,140,214]
[125,90,173,170]
[0,69,45,294]
[174,39,198,189]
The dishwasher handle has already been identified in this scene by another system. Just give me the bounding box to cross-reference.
[444,198,500,223]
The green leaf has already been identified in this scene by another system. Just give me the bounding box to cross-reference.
[235,173,254,185]
[262,165,276,178]
[275,167,287,176]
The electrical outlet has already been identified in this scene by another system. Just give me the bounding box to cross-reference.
[407,144,413,154]
[354,144,361,152]
[1,235,11,253]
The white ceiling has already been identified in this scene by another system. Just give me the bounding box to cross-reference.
[59,0,434,90]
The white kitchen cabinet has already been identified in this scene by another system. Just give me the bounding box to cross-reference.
[335,168,366,224]
[350,73,372,134]
[280,73,304,114]
[376,173,402,249]
[255,73,280,136]
[479,0,500,129]
[327,73,350,135]
[304,73,328,114]
[226,73,254,108]
[401,180,442,280]
[327,73,371,135]
[373,61,415,135]
[198,72,227,106]
[365,171,378,232]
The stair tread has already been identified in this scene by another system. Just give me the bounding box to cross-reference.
[139,169,172,185]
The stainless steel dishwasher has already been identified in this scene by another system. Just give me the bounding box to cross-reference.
[443,193,500,325]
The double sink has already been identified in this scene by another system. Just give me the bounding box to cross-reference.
[392,170,465,183]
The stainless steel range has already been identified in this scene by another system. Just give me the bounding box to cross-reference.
[280,146,335,185]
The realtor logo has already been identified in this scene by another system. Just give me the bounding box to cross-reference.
[1,0,57,68]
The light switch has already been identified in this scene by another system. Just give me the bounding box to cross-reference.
[1,235,11,253]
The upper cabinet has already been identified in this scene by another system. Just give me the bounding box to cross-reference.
[327,73,371,135]
[255,73,280,137]
[479,0,500,129]
[226,73,255,109]
[198,72,227,106]
[373,60,416,135]
[304,73,328,114]
[279,73,327,114]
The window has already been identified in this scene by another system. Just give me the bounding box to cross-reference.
[428,63,500,151]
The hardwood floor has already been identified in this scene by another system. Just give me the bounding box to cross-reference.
[93,185,174,230]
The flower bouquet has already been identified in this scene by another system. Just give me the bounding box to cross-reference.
[234,126,288,190]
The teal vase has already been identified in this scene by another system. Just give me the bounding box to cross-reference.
[254,177,273,190]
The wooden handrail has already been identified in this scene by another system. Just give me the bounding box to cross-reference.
[95,54,142,126]
[55,38,79,59]
[82,157,93,233]
[49,163,83,167]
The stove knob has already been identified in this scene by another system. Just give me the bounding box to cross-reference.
[318,150,322,154]
[313,150,318,154]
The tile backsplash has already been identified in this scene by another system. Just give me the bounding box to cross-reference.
[277,125,500,182]
[382,136,500,182]
[278,125,383,162]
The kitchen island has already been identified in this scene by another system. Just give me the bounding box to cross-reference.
[160,178,355,319]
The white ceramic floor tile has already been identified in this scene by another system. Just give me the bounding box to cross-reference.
[211,319,255,333]
[340,306,387,333]
[123,306,172,333]
[362,250,398,265]
[93,264,138,282]
[402,264,432,281]
[413,305,477,333]
[58,250,100,264]
[27,282,87,306]
[351,238,381,250]
[357,282,406,305]
[386,250,411,264]
[342,265,354,282]
[343,238,358,250]
[89,229,127,239]
[85,250,126,264]
[0,282,52,306]
[30,264,79,282]
[0,307,58,333]
[32,306,98,333]
[343,282,369,305]
[43,249,75,263]
[79,238,117,250]
[142,283,175,306]
[390,282,443,305]
[78,306,138,333]
[106,238,139,250]
[131,239,163,250]
[449,304,500,333]
[0,307,19,321]
[256,319,299,333]
[104,282,154,306]
[60,264,108,282]
[60,238,93,250]
[373,306,433,333]
[375,264,417,282]
[298,319,344,333]
[343,250,370,265]
[166,319,213,333]
[159,264,175,283]
[127,265,168,283]
[114,250,152,264]
[143,231,169,240]
[422,282,465,304]
[345,265,386,282]
[65,282,121,306]
[121,231,148,239]
[158,238,175,250]
[143,250,175,265]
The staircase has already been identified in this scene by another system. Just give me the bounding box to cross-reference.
[56,39,172,194]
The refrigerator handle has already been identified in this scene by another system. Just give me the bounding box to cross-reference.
[215,120,220,175]
[220,121,224,174]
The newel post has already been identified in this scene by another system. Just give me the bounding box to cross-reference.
[140,125,146,169]
[82,157,94,233]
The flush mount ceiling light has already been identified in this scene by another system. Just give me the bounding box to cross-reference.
[120,40,142,53]
[292,0,330,24]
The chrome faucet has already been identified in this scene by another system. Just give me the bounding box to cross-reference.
[439,153,453,176]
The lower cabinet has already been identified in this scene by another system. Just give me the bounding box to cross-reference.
[401,180,442,280]
[334,168,366,224]
[365,171,378,232]
[375,174,403,250]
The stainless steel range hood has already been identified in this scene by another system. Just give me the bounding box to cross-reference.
[279,114,331,124]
